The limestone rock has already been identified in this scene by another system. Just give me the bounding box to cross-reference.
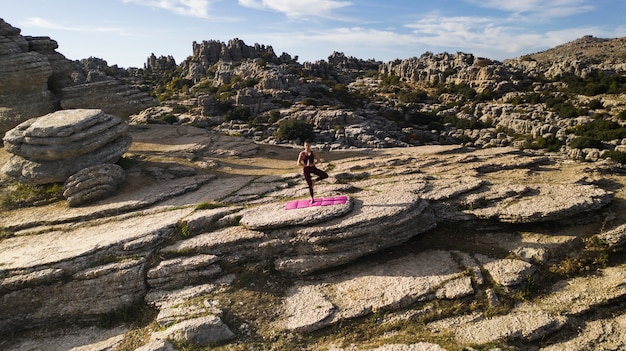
[153,315,235,347]
[1,19,155,138]
[4,110,128,160]
[597,222,626,248]
[147,254,222,290]
[0,258,147,332]
[60,80,156,118]
[1,109,131,184]
[63,163,126,207]
[134,340,177,351]
[481,258,536,287]
[239,195,354,230]
[470,183,614,223]
[0,19,57,135]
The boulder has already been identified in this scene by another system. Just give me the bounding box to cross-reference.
[63,163,126,207]
[1,109,131,184]
[153,315,235,347]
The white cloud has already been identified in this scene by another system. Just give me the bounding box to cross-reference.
[308,27,415,47]
[464,0,594,19]
[403,12,620,59]
[23,17,128,35]
[122,0,213,18]
[238,0,352,19]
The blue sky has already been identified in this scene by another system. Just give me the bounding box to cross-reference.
[2,0,625,68]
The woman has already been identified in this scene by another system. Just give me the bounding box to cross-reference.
[297,140,328,203]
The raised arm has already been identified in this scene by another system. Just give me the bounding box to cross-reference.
[297,151,305,166]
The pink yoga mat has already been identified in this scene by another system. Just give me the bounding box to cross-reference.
[284,195,348,210]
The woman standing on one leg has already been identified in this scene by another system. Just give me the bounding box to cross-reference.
[297,140,328,203]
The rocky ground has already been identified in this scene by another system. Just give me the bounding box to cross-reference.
[1,125,626,351]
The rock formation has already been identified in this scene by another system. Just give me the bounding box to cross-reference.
[60,80,157,118]
[1,109,131,184]
[0,18,58,135]
[0,19,156,137]
[1,125,624,350]
[63,163,126,207]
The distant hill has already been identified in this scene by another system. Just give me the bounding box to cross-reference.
[521,35,626,64]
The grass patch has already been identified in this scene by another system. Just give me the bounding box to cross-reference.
[0,182,64,210]
[195,201,228,210]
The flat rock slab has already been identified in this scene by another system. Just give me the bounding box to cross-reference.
[0,208,191,272]
[470,183,614,223]
[280,250,468,333]
[240,195,353,230]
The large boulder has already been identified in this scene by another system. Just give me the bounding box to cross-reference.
[1,109,131,184]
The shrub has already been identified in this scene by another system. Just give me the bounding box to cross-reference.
[602,150,626,164]
[443,115,485,130]
[570,136,603,149]
[573,118,626,142]
[407,110,438,126]
[587,99,604,110]
[159,113,177,124]
[224,106,251,122]
[380,74,401,86]
[275,119,314,142]
[379,109,405,124]
[399,89,429,104]
[526,135,562,152]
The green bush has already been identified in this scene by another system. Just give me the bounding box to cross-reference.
[526,135,562,152]
[224,106,251,122]
[379,109,405,124]
[443,115,485,130]
[602,150,626,164]
[275,119,314,142]
[159,113,177,124]
[573,118,626,142]
[559,72,626,96]
[399,89,429,104]
[587,99,604,110]
[570,136,603,149]
[407,110,438,126]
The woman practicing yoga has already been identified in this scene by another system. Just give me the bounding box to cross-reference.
[297,140,328,203]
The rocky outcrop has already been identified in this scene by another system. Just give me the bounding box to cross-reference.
[379,52,524,94]
[60,80,156,118]
[1,126,624,351]
[1,109,131,184]
[0,19,156,137]
[181,38,297,83]
[0,19,58,135]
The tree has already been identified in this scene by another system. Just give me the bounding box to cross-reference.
[275,119,314,142]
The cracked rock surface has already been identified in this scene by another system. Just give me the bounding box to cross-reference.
[1,125,625,351]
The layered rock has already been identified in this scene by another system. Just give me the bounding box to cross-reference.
[0,19,156,137]
[1,109,131,184]
[0,126,624,350]
[63,163,126,207]
[60,80,156,118]
[0,19,57,135]
[181,38,296,82]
